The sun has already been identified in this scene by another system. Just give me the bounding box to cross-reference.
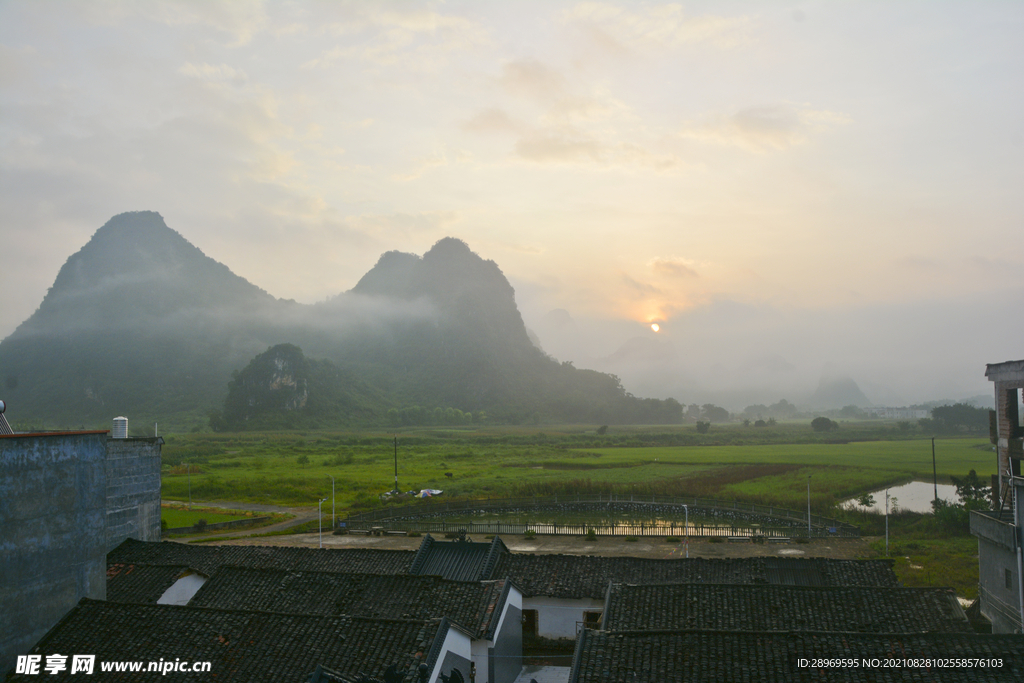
[650,323,660,332]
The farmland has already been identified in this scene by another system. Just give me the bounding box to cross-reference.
[158,423,996,514]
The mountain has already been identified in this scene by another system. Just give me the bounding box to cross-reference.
[807,375,872,410]
[0,212,294,428]
[211,344,388,430]
[0,212,682,429]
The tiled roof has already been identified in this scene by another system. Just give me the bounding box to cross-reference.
[603,583,970,633]
[106,563,191,604]
[10,599,444,683]
[108,538,415,576]
[188,566,508,639]
[494,555,899,599]
[571,630,1024,683]
[409,534,509,582]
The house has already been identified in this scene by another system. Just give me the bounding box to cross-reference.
[1,428,162,676]
[970,358,1024,633]
[601,582,970,633]
[492,553,899,639]
[568,630,1024,682]
[7,600,473,683]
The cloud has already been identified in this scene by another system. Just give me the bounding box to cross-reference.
[177,62,248,85]
[621,273,663,296]
[348,211,461,239]
[514,130,605,163]
[679,104,850,151]
[81,0,270,46]
[650,257,698,278]
[500,59,569,102]
[562,2,752,52]
[461,108,523,135]
[305,7,489,71]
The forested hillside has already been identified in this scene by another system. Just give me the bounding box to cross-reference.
[0,212,682,430]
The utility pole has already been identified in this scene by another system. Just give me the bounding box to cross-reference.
[932,437,938,506]
[393,434,399,494]
[187,463,192,511]
[885,489,890,557]
[328,475,335,529]
[807,475,812,538]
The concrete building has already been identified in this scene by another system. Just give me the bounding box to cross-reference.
[0,429,162,676]
[970,359,1024,633]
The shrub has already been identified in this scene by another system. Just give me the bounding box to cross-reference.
[524,529,536,539]
[193,519,208,532]
[160,519,168,533]
[811,417,838,432]
[665,536,680,543]
[585,529,597,541]
[406,530,421,537]
[708,537,724,543]
[695,421,711,434]
[625,536,639,542]
[596,425,608,435]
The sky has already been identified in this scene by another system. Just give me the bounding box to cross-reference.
[1,1,1022,409]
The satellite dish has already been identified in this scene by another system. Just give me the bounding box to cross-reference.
[0,400,6,414]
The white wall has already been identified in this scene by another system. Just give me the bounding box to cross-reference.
[523,597,604,639]
[156,572,207,606]
[429,626,473,683]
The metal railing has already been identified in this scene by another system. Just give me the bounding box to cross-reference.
[340,493,858,538]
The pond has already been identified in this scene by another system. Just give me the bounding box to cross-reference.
[842,481,959,514]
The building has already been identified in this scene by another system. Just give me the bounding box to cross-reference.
[970,359,1024,633]
[0,429,162,675]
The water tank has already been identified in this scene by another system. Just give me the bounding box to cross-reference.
[112,416,128,439]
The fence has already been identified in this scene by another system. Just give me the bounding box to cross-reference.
[340,494,858,538]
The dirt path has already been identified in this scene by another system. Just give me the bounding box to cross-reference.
[164,499,321,542]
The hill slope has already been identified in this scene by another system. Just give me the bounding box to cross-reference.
[0,213,681,429]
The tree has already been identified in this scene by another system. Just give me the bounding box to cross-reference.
[856,493,876,517]
[297,454,310,466]
[931,404,989,434]
[754,419,766,428]
[950,469,991,509]
[695,421,711,434]
[811,416,838,432]
[701,404,731,423]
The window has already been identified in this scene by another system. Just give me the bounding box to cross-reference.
[583,611,602,629]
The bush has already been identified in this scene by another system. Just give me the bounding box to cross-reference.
[597,425,608,435]
[695,421,711,434]
[708,537,724,544]
[625,536,639,542]
[665,536,680,543]
[585,528,597,541]
[193,518,208,532]
[524,529,536,539]
[406,530,421,537]
[160,519,168,533]
[811,417,838,432]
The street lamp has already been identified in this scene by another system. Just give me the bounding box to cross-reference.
[318,498,327,548]
[807,475,812,539]
[327,475,335,529]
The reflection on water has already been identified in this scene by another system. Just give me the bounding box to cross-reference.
[842,481,959,514]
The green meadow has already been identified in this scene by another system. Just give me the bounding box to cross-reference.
[158,424,996,514]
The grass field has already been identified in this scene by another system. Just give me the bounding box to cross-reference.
[160,506,252,528]
[157,424,995,514]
